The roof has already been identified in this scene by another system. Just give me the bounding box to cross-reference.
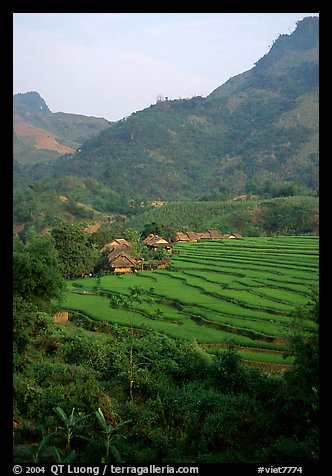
[187,231,201,240]
[101,239,132,253]
[175,231,200,242]
[200,229,223,239]
[109,253,138,268]
[209,229,223,239]
[222,233,242,239]
[176,232,190,241]
[106,247,132,261]
[144,234,171,247]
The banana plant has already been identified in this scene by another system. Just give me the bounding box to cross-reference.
[54,406,90,451]
[24,432,57,463]
[51,446,76,463]
[95,407,131,463]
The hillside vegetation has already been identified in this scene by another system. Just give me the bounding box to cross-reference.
[13,183,319,239]
[126,195,319,236]
[13,232,319,464]
[13,91,110,164]
[12,16,320,466]
[15,17,318,201]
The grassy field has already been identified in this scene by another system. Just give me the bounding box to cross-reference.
[63,236,318,368]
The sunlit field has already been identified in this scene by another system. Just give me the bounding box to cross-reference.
[64,236,318,367]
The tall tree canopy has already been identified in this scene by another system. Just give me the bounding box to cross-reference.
[13,234,65,306]
[51,221,99,279]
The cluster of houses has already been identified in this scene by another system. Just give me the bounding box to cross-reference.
[175,230,241,242]
[100,230,241,274]
[99,235,171,274]
[100,239,138,273]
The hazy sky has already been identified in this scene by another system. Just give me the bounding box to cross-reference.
[13,12,319,122]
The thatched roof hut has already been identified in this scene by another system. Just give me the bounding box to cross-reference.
[199,229,223,240]
[175,231,201,242]
[108,252,139,273]
[101,239,132,253]
[143,234,173,252]
[222,233,242,239]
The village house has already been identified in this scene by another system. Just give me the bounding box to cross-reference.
[156,257,171,269]
[175,231,201,242]
[101,235,173,273]
[100,238,132,254]
[221,233,242,239]
[100,239,140,273]
[175,229,241,243]
[105,249,140,273]
[143,234,173,254]
[199,229,224,240]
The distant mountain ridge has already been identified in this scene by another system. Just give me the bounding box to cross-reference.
[13,91,111,164]
[14,16,319,202]
[209,15,319,100]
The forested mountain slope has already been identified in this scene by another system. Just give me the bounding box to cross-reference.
[15,17,318,201]
[13,91,111,164]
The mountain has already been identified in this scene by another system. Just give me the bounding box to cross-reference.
[13,91,111,164]
[14,16,319,201]
[209,16,319,101]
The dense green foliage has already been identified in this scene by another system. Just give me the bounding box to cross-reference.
[13,233,66,371]
[13,231,319,464]
[13,234,65,307]
[13,299,319,464]
[126,196,319,237]
[13,175,138,234]
[13,177,318,239]
[51,220,100,279]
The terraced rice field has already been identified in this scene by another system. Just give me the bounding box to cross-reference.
[63,236,318,369]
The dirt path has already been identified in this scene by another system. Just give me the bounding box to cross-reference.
[241,359,293,374]
[200,343,287,356]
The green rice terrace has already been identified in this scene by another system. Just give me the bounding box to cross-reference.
[63,235,319,372]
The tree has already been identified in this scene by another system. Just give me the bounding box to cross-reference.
[122,228,141,244]
[51,220,99,278]
[88,225,114,250]
[262,198,317,234]
[141,222,176,242]
[13,234,65,306]
[110,286,153,401]
[269,290,319,462]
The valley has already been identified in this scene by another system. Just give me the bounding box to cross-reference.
[12,16,319,465]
